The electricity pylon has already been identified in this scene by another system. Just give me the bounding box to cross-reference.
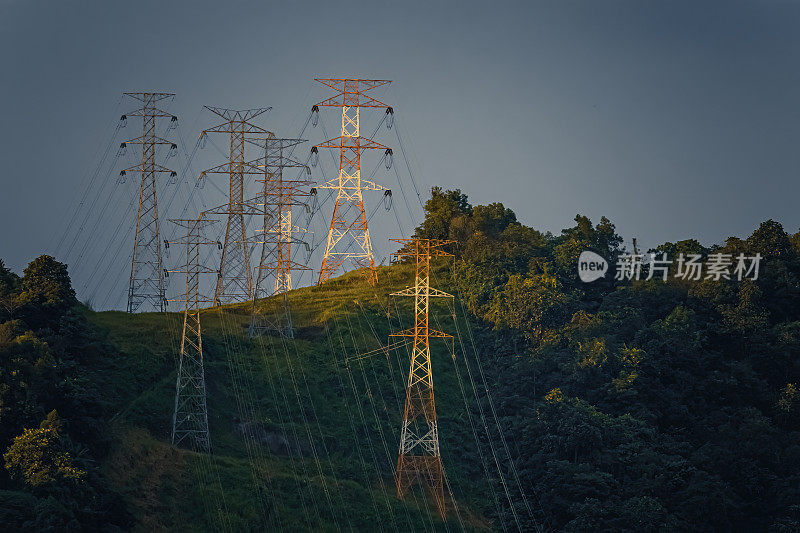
[122,92,178,313]
[247,134,314,338]
[199,107,271,305]
[314,78,392,286]
[168,215,217,453]
[390,238,454,518]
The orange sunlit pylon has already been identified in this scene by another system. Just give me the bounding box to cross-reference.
[390,238,454,518]
[315,79,392,286]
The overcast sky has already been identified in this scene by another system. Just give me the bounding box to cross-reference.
[2,0,799,307]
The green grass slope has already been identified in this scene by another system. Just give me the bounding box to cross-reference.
[88,263,495,531]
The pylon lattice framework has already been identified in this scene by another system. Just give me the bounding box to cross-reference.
[199,106,271,306]
[247,134,314,338]
[123,92,177,313]
[315,78,391,286]
[168,215,217,453]
[390,238,454,518]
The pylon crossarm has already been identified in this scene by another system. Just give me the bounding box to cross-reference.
[318,177,384,191]
[361,179,387,191]
[201,122,271,137]
[316,92,389,108]
[125,109,174,119]
[315,78,390,92]
[253,158,308,171]
[168,216,216,228]
[204,105,272,122]
[124,91,173,102]
[246,136,306,151]
[316,136,389,150]
[123,162,175,174]
[204,205,261,217]
[390,287,453,298]
[390,328,452,338]
[254,259,311,272]
[199,160,264,176]
[124,133,175,145]
[390,287,416,297]
[248,191,313,210]
[428,287,454,298]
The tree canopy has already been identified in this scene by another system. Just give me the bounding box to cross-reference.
[413,187,800,531]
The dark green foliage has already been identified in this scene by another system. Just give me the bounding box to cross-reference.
[16,255,77,330]
[0,259,21,321]
[415,188,800,531]
[4,410,85,487]
[0,255,130,530]
[0,489,37,528]
[415,186,472,241]
[0,330,58,442]
[1,190,798,531]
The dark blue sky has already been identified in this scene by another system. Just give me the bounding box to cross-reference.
[2,0,799,307]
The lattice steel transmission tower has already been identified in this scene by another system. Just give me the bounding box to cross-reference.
[390,238,454,518]
[168,215,217,453]
[199,107,271,305]
[122,92,177,313]
[247,134,314,338]
[314,78,392,286]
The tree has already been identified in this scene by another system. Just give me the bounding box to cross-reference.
[0,259,20,320]
[746,219,793,260]
[472,202,517,237]
[0,331,58,443]
[4,410,85,488]
[414,186,471,241]
[16,255,76,330]
[490,272,571,341]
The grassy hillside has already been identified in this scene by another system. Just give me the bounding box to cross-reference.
[88,262,496,531]
[6,187,798,531]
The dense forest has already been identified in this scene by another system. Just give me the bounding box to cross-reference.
[0,187,798,531]
[421,187,800,531]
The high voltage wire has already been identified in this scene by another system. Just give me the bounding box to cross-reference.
[92,143,181,309]
[213,306,283,527]
[60,86,414,306]
[329,323,398,531]
[335,311,436,531]
[254,333,321,528]
[340,107,540,531]
[68,109,181,308]
[358,296,458,527]
[54,82,532,529]
[50,96,125,256]
[451,288,547,532]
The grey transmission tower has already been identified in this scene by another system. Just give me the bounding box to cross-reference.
[198,107,271,306]
[168,215,217,453]
[247,134,314,338]
[122,92,178,313]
